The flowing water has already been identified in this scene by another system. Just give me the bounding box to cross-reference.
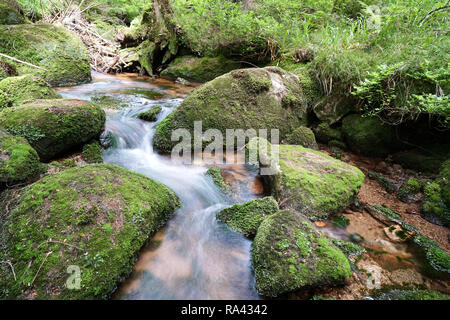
[58,72,261,300]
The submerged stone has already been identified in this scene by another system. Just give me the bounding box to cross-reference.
[0,99,106,161]
[153,67,309,152]
[252,210,352,296]
[285,126,318,149]
[0,24,91,86]
[0,164,180,299]
[217,196,279,237]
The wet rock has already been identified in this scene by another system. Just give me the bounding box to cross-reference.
[0,164,180,299]
[154,67,309,152]
[0,99,106,161]
[0,129,41,186]
[413,236,450,277]
[0,24,91,86]
[161,55,241,83]
[330,238,366,263]
[341,114,394,157]
[137,105,162,122]
[206,167,230,194]
[252,210,352,296]
[0,75,61,109]
[0,0,24,25]
[217,196,278,237]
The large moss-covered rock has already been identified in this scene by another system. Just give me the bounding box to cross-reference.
[252,210,352,296]
[137,105,162,122]
[161,55,241,83]
[314,122,343,144]
[0,0,24,25]
[0,24,91,86]
[342,114,394,157]
[313,93,356,125]
[0,129,41,186]
[0,75,61,109]
[255,141,365,220]
[154,67,309,152]
[0,164,180,299]
[0,99,106,161]
[217,196,279,237]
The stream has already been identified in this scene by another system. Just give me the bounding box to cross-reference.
[58,72,261,300]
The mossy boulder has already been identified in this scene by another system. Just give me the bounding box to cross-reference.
[376,289,450,300]
[342,114,394,157]
[398,178,422,203]
[161,55,242,83]
[422,182,449,227]
[0,164,180,299]
[330,238,365,263]
[413,236,450,277]
[439,159,450,208]
[285,126,318,149]
[252,210,352,296]
[0,23,91,86]
[392,149,448,174]
[0,74,61,109]
[137,105,162,122]
[255,141,365,220]
[0,129,41,186]
[0,0,24,25]
[154,67,309,152]
[0,99,106,161]
[313,93,357,125]
[314,122,343,144]
[217,196,279,237]
[82,141,103,164]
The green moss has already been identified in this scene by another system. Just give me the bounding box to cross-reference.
[368,171,397,192]
[313,93,357,125]
[376,289,450,300]
[0,164,180,299]
[217,197,279,237]
[439,159,450,208]
[413,236,450,276]
[0,129,41,186]
[0,59,17,81]
[285,126,318,149]
[91,95,126,110]
[161,55,241,83]
[370,204,404,224]
[137,105,162,122]
[422,182,449,226]
[205,167,229,194]
[392,149,449,174]
[263,142,365,220]
[314,123,343,144]
[398,178,422,203]
[342,114,394,157]
[82,141,103,164]
[252,210,352,297]
[0,23,91,86]
[330,238,366,263]
[154,67,309,153]
[328,139,347,150]
[0,1,24,25]
[0,99,106,161]
[332,216,350,228]
[0,74,61,109]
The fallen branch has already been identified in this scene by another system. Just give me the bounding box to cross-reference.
[0,53,48,71]
[419,2,450,27]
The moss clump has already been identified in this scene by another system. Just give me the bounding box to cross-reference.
[0,0,24,25]
[398,178,422,203]
[0,75,61,109]
[0,129,41,186]
[82,141,103,164]
[0,23,91,86]
[413,236,450,276]
[376,289,450,300]
[161,55,241,83]
[154,67,309,153]
[421,182,449,227]
[137,105,162,122]
[91,95,126,110]
[252,210,352,297]
[259,142,365,220]
[0,99,106,161]
[217,197,279,237]
[369,204,404,224]
[205,167,229,193]
[368,171,397,193]
[439,159,450,208]
[341,114,394,157]
[330,238,365,263]
[314,122,343,144]
[285,126,318,150]
[0,164,180,299]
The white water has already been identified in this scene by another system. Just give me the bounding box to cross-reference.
[58,73,260,300]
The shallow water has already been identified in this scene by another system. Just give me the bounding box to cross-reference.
[58,72,261,300]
